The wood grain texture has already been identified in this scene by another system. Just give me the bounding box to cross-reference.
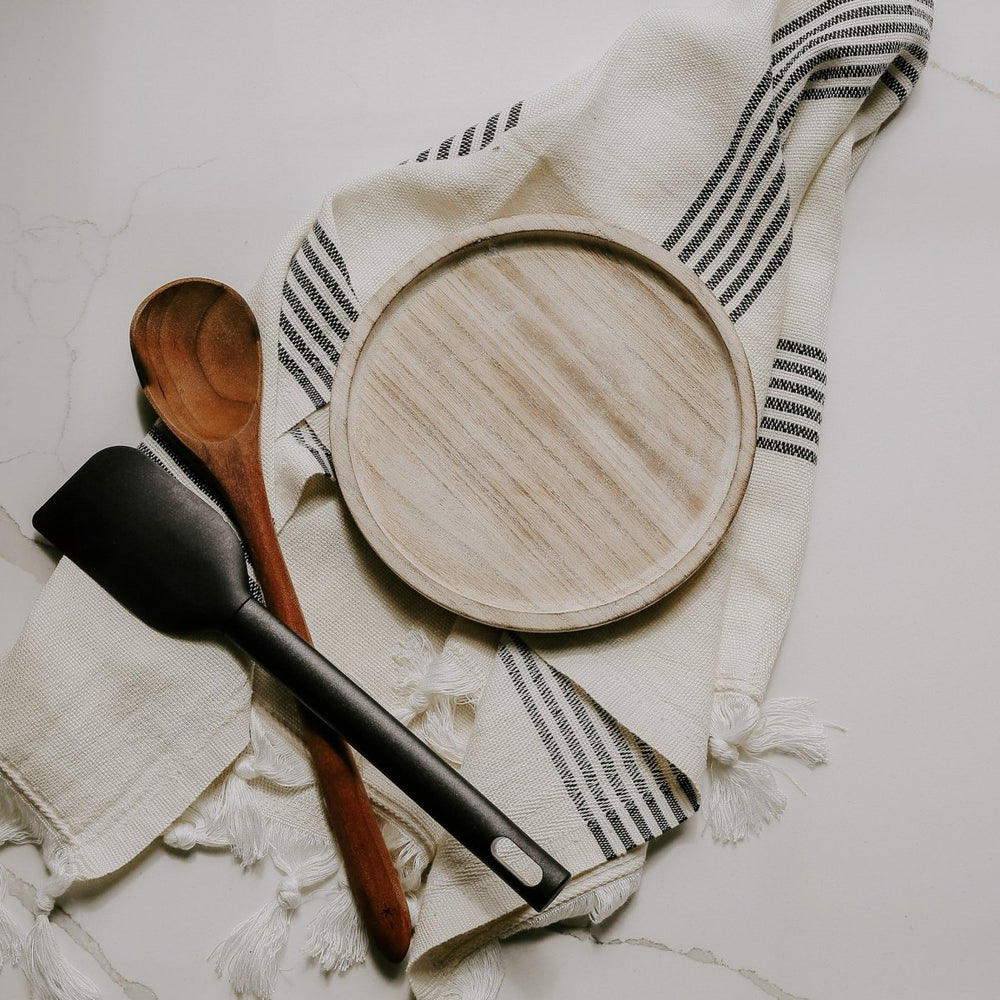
[330,216,756,632]
[130,279,411,961]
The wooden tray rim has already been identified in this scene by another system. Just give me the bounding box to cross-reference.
[329,214,757,632]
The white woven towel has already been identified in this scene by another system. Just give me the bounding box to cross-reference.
[0,3,931,998]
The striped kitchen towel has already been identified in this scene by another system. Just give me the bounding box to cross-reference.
[0,2,931,998]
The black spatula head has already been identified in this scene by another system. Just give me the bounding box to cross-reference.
[33,446,253,633]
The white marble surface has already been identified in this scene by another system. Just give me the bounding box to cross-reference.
[2,2,999,998]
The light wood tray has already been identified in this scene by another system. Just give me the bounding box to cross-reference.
[329,215,756,632]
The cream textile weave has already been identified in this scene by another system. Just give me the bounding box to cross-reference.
[0,3,931,998]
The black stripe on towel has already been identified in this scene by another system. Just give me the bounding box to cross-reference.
[662,2,930,336]
[498,640,616,859]
[290,422,335,477]
[500,635,694,859]
[410,101,525,163]
[755,338,828,464]
[757,437,819,464]
[311,221,356,290]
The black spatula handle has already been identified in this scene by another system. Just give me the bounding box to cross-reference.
[32,447,569,910]
[228,597,569,910]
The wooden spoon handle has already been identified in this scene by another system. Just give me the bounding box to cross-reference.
[297,711,412,962]
[226,448,412,962]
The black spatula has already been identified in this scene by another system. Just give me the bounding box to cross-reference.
[33,446,569,910]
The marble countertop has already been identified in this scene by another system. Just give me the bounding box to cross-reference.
[2,2,998,998]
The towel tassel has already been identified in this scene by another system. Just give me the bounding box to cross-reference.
[163,704,315,863]
[707,690,831,842]
[217,703,320,865]
[0,866,23,970]
[429,940,504,1000]
[237,704,315,789]
[380,815,434,925]
[162,706,389,984]
[391,628,491,766]
[1,783,36,970]
[163,702,439,986]
[20,846,100,1000]
[212,835,338,999]
[303,876,368,973]
[2,780,100,998]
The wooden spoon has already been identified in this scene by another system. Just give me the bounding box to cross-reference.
[129,277,411,961]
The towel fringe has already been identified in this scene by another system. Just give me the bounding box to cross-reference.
[159,704,436,993]
[211,771,272,866]
[239,705,315,789]
[0,866,22,970]
[303,876,368,973]
[20,845,100,1000]
[164,636,455,994]
[0,779,43,847]
[21,914,101,1000]
[162,713,362,996]
[161,801,228,852]
[212,833,339,999]
[432,939,504,1000]
[380,815,434,928]
[4,691,436,1000]
[585,868,642,924]
[212,898,292,1000]
[1,779,101,999]
[379,818,434,927]
[163,704,311,864]
[381,816,433,896]
[707,691,829,842]
[520,866,642,933]
[391,628,490,766]
[1,815,39,847]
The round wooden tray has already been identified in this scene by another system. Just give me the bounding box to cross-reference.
[329,215,756,632]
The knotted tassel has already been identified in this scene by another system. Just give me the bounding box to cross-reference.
[213,837,338,999]
[303,878,368,973]
[212,896,293,1000]
[240,705,314,789]
[743,696,829,764]
[391,629,491,765]
[0,866,23,971]
[20,848,100,1000]
[210,770,271,866]
[707,691,830,842]
[163,707,313,859]
[161,801,228,852]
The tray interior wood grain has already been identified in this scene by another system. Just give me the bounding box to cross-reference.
[329,215,756,632]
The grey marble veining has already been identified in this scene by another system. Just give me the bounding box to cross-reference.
[1,2,998,998]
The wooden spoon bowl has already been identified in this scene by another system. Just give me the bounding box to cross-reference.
[131,279,261,443]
